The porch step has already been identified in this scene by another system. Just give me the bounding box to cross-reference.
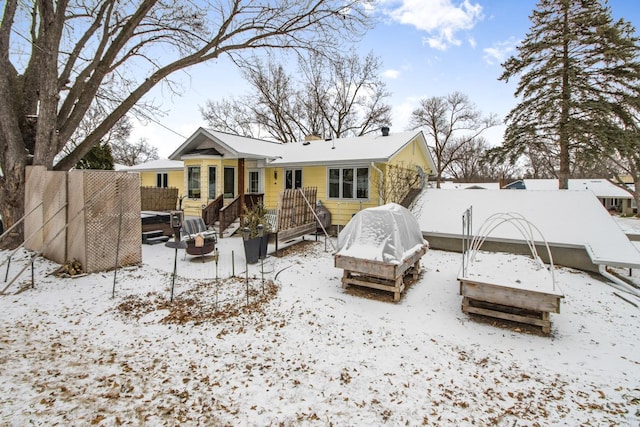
[143,230,170,245]
[145,235,170,245]
[216,219,241,238]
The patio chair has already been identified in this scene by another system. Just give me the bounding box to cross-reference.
[182,218,217,259]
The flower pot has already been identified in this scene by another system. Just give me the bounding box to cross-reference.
[260,233,272,259]
[243,237,261,264]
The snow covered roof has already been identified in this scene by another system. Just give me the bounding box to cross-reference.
[169,128,283,161]
[270,131,433,168]
[438,182,500,190]
[169,128,436,170]
[414,189,640,268]
[121,159,184,171]
[336,203,427,264]
[506,179,632,199]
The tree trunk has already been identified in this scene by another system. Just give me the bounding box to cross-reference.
[558,1,571,191]
[0,160,26,249]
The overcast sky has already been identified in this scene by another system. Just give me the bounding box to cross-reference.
[129,0,640,159]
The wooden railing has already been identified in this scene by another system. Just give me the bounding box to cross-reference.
[201,194,224,227]
[218,196,240,237]
[217,193,264,237]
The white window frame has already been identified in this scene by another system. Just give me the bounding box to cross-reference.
[156,172,168,188]
[285,169,303,190]
[328,166,370,200]
[187,166,201,199]
[248,169,261,193]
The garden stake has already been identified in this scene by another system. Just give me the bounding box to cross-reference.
[170,247,178,302]
[31,255,35,288]
[214,249,219,310]
[4,256,11,282]
[245,259,249,305]
[260,256,264,293]
[164,217,186,303]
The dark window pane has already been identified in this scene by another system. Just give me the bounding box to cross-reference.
[188,167,200,198]
[208,167,216,199]
[285,170,293,189]
[224,167,235,198]
[357,168,368,199]
[342,168,353,199]
[329,169,340,198]
[294,169,302,189]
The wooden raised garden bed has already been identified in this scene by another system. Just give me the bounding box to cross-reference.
[458,252,563,334]
[336,245,427,301]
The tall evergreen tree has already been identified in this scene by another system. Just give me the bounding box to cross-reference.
[490,0,640,189]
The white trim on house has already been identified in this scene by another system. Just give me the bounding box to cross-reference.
[121,159,184,171]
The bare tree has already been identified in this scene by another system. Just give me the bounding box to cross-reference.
[446,137,521,183]
[111,137,159,166]
[371,162,422,206]
[409,92,499,188]
[201,51,392,142]
[0,0,369,246]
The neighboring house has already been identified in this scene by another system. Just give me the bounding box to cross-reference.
[437,182,500,190]
[122,159,185,197]
[159,127,435,231]
[503,178,636,214]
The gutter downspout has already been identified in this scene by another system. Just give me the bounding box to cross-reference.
[598,264,640,299]
[371,162,383,206]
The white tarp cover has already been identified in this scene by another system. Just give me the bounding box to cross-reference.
[336,203,427,264]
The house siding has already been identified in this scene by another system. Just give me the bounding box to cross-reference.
[165,129,437,227]
[264,167,282,210]
[138,170,185,199]
[388,136,433,174]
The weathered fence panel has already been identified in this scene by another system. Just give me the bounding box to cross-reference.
[24,166,67,264]
[141,186,178,211]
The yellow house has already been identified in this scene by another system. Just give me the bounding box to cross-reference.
[140,127,436,232]
[123,158,185,197]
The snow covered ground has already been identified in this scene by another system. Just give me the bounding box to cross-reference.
[614,214,640,235]
[1,236,639,426]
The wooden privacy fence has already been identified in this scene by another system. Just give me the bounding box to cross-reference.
[24,166,141,273]
[141,186,178,211]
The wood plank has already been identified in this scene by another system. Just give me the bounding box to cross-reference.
[462,303,551,330]
[459,279,562,313]
[342,275,404,294]
[335,255,396,279]
[278,223,316,241]
[335,245,427,280]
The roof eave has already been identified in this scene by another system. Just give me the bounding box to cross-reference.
[272,157,389,168]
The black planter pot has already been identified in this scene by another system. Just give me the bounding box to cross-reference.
[260,233,272,259]
[243,233,272,264]
[243,237,261,264]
